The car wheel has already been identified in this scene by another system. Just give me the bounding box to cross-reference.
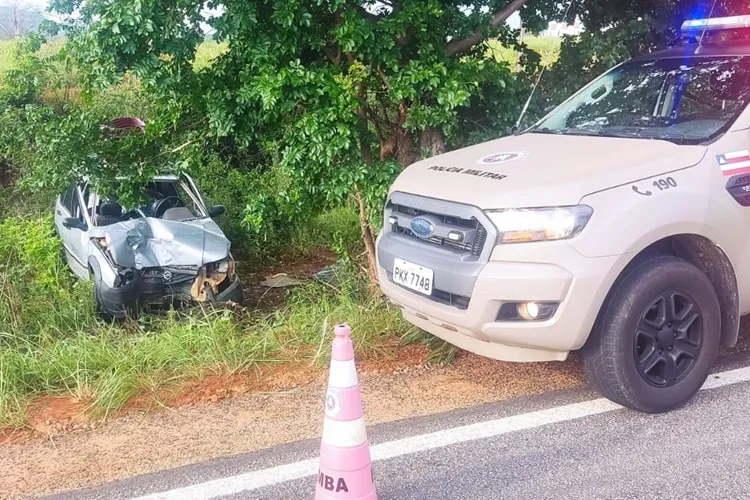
[583,256,720,413]
[90,266,114,322]
[94,291,114,322]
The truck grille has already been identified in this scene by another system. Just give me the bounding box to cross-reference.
[390,203,487,257]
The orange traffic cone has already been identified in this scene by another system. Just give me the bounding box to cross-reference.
[314,324,377,500]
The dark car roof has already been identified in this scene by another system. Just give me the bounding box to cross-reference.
[632,39,750,61]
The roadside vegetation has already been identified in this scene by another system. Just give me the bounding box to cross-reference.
[0,0,702,428]
[0,209,424,427]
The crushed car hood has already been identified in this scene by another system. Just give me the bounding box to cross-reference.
[90,218,230,269]
[391,133,708,208]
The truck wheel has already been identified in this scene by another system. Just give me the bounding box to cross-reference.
[583,256,720,413]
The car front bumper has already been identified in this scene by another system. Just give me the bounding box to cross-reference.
[377,237,625,362]
[216,274,244,303]
[97,272,243,318]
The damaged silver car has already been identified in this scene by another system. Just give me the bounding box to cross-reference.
[54,173,243,318]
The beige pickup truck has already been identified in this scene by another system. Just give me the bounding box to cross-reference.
[377,15,750,413]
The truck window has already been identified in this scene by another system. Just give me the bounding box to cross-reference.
[532,56,750,144]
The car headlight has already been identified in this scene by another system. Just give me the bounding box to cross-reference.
[210,256,235,276]
[485,205,593,244]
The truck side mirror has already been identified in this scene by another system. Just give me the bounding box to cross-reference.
[62,217,88,231]
[207,205,225,218]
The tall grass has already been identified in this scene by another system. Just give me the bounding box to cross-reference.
[0,310,272,425]
[0,213,420,427]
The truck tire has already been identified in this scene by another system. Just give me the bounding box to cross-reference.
[583,256,720,413]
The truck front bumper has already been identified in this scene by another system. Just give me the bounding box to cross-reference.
[378,241,623,362]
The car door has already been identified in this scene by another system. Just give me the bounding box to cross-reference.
[54,183,75,237]
[55,183,93,279]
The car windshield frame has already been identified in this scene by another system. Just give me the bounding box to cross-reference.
[98,175,209,223]
[528,54,750,145]
[152,178,208,220]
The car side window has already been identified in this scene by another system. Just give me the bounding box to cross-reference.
[79,183,95,223]
[60,184,76,214]
[70,187,82,221]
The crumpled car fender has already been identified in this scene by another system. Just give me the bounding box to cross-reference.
[89,255,140,319]
[87,240,118,287]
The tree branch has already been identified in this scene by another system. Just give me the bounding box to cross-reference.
[445,0,530,57]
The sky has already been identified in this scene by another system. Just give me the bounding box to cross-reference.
[1,0,48,8]
[3,0,527,32]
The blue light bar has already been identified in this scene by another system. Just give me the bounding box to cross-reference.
[681,15,750,37]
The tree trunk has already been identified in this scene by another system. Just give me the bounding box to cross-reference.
[394,101,418,167]
[13,5,20,39]
[395,130,417,167]
[419,128,446,157]
[354,185,378,283]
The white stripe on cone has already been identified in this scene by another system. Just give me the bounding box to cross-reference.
[328,359,359,388]
[322,417,368,448]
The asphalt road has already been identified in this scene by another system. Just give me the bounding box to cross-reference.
[47,352,750,500]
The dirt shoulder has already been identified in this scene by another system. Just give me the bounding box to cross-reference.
[6,323,750,500]
[2,351,585,499]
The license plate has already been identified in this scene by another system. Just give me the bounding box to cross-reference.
[393,258,434,296]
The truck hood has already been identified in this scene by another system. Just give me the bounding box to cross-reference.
[391,133,707,209]
[89,217,230,269]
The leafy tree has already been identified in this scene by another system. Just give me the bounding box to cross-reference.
[47,0,564,280]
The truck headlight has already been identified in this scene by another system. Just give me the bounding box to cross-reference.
[486,205,593,244]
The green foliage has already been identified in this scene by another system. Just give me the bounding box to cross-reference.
[0,216,95,345]
[34,0,567,273]
[1,34,50,104]
[289,206,361,256]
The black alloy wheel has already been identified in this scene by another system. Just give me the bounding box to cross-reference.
[634,291,703,388]
[583,256,721,413]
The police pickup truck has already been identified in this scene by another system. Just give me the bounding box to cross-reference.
[377,15,750,413]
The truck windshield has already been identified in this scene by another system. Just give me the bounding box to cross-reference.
[531,56,750,144]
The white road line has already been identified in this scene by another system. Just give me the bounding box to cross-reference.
[131,365,750,500]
